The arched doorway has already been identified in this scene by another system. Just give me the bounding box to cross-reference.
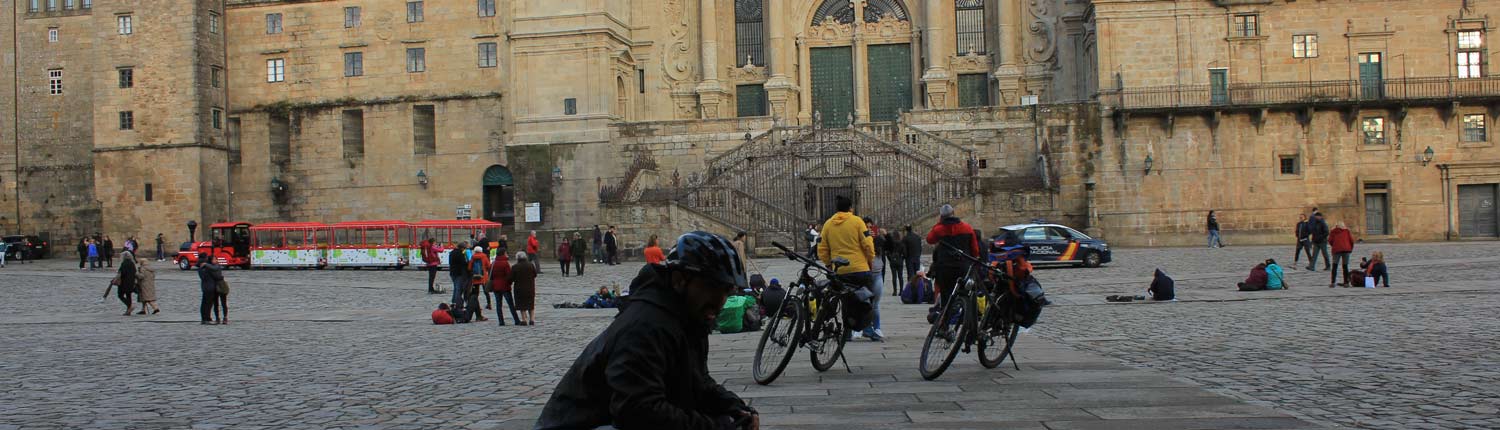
[804,0,913,127]
[482,165,515,227]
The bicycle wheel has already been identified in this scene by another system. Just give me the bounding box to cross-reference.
[977,299,1017,369]
[809,297,846,372]
[919,293,967,380]
[753,299,805,385]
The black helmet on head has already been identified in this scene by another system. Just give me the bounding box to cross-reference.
[665,231,748,290]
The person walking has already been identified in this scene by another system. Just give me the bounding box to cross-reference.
[155,233,165,261]
[1306,212,1331,271]
[642,235,666,265]
[115,250,139,316]
[731,232,756,286]
[805,224,821,259]
[903,226,923,287]
[136,258,160,315]
[103,235,115,268]
[885,230,906,296]
[591,225,604,263]
[198,260,224,325]
[526,231,542,274]
[0,240,8,269]
[421,238,443,294]
[817,195,879,341]
[605,226,619,265]
[926,204,980,306]
[1293,214,1312,267]
[77,237,89,270]
[557,239,573,277]
[1206,211,1224,248]
[448,241,471,306]
[87,239,101,270]
[570,232,588,276]
[511,252,538,325]
[1329,221,1356,287]
[489,252,521,325]
[468,245,490,322]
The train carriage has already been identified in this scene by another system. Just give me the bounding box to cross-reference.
[329,221,413,269]
[249,222,329,269]
[413,219,503,269]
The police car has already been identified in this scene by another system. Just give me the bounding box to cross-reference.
[991,223,1112,268]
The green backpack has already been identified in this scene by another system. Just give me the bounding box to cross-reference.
[715,296,754,334]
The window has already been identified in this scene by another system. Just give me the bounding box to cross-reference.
[48,69,62,95]
[118,68,133,88]
[477,43,497,68]
[735,0,765,67]
[478,0,496,17]
[736,84,767,117]
[211,66,223,88]
[228,117,242,164]
[266,13,282,34]
[1362,117,1386,145]
[29,0,37,13]
[407,1,424,23]
[638,69,646,94]
[345,7,361,28]
[267,58,285,82]
[1463,114,1487,142]
[1022,227,1048,241]
[1232,14,1258,37]
[1279,155,1299,175]
[343,110,365,159]
[82,0,89,9]
[406,48,426,73]
[958,73,990,107]
[144,183,153,202]
[46,0,55,11]
[119,111,134,130]
[344,52,364,77]
[212,108,222,130]
[1458,31,1484,79]
[413,105,436,155]
[564,98,577,115]
[1293,34,1318,58]
[955,0,985,54]
[48,28,58,43]
[63,0,72,9]
[118,15,133,35]
[210,12,220,34]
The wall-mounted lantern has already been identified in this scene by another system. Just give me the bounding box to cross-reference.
[417,170,429,188]
[1143,154,1154,175]
[1420,146,1436,166]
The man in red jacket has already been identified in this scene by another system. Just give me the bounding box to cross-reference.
[925,204,980,305]
[526,231,543,274]
[1328,221,1356,287]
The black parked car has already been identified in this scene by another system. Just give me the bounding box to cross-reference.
[991,223,1111,268]
[3,235,50,260]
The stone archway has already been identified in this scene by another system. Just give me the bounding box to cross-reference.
[482,165,515,227]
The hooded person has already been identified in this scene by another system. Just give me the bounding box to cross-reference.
[925,204,980,305]
[535,231,757,430]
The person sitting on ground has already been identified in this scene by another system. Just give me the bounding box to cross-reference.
[535,232,757,430]
[1238,262,1269,291]
[432,303,455,325]
[582,287,617,309]
[1148,269,1176,301]
[1361,251,1390,288]
[1264,259,1290,290]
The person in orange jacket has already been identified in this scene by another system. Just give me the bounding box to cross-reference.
[1328,221,1356,287]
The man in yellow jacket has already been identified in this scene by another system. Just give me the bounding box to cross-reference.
[817,195,881,341]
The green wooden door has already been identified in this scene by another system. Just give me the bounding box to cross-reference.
[867,43,912,122]
[811,47,854,128]
[1359,53,1383,99]
[1209,69,1228,104]
[957,73,990,107]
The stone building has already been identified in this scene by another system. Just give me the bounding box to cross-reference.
[2,0,1498,253]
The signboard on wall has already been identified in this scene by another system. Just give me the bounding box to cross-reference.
[525,203,541,223]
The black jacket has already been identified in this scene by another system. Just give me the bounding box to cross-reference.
[1207,215,1220,232]
[1309,218,1330,243]
[449,248,469,278]
[604,232,618,251]
[535,265,748,430]
[1295,221,1309,240]
[197,263,223,292]
[902,232,922,262]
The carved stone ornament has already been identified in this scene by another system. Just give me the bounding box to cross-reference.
[861,15,912,39]
[727,64,769,82]
[661,0,694,83]
[809,21,854,42]
[950,52,991,74]
[1026,0,1057,65]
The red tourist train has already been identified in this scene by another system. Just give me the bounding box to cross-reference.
[173,219,502,270]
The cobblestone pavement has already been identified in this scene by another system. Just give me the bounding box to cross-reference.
[0,240,1493,429]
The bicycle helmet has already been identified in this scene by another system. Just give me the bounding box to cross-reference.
[665,231,748,290]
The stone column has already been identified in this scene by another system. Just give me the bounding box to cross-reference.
[922,0,952,108]
[992,0,1024,106]
[852,0,869,123]
[765,0,799,122]
[695,0,728,118]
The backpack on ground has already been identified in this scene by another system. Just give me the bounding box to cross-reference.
[741,303,764,332]
[716,296,754,334]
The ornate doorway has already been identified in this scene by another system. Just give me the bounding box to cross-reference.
[481,165,515,227]
[801,0,914,125]
[811,47,855,128]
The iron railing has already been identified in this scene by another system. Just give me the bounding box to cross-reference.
[1102,75,1500,111]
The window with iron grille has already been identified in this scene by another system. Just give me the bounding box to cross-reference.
[118,15,132,35]
[1458,30,1483,79]
[345,7,361,28]
[267,58,285,82]
[119,111,134,130]
[266,13,282,34]
[955,0,985,55]
[1232,14,1258,37]
[958,73,990,107]
[118,68,133,89]
[1293,34,1318,58]
[736,84,767,117]
[406,48,426,73]
[735,0,765,67]
[478,0,496,17]
[48,69,62,95]
[344,52,363,77]
[1362,117,1385,145]
[1279,155,1299,175]
[478,43,497,68]
[1463,114,1487,142]
[407,1,424,23]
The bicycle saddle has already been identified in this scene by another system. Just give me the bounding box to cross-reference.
[832,257,850,267]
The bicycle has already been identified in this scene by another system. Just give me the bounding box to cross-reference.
[918,242,1028,381]
[752,242,857,385]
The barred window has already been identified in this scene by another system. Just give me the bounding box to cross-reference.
[955,0,985,55]
[1463,114,1487,142]
[1293,34,1318,58]
[344,52,364,77]
[119,111,134,130]
[735,0,765,67]
[1362,117,1385,145]
[1279,156,1299,175]
[1233,14,1258,37]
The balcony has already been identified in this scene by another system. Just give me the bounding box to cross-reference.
[1101,76,1500,114]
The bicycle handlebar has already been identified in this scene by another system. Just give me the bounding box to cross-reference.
[771,241,840,277]
[939,242,1015,278]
